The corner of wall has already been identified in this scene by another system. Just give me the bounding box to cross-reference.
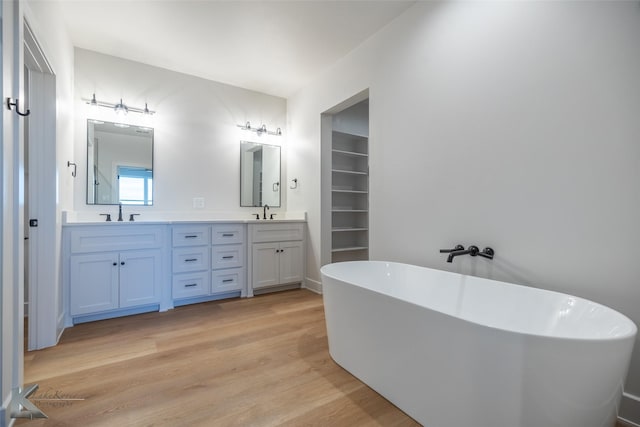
[303,277,322,294]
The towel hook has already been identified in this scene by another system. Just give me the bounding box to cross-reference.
[67,161,77,178]
[289,178,298,189]
[6,98,30,117]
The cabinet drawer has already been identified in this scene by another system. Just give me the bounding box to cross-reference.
[212,244,244,270]
[212,268,243,293]
[173,247,210,273]
[70,226,164,253]
[212,224,244,245]
[251,223,304,243]
[172,225,210,247]
[172,271,210,299]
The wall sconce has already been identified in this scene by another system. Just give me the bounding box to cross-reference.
[237,121,282,136]
[84,93,156,116]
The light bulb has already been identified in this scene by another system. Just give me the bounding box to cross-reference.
[114,99,128,115]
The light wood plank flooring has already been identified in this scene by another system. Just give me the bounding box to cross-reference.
[19,290,419,426]
[19,289,632,427]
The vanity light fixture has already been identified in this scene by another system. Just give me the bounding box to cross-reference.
[114,99,128,115]
[236,121,283,136]
[83,93,156,116]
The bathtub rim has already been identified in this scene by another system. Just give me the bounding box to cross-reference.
[320,260,637,343]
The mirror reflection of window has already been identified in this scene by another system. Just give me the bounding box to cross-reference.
[86,120,154,205]
[118,166,153,205]
[240,141,281,207]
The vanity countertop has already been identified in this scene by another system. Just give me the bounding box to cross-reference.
[61,211,307,226]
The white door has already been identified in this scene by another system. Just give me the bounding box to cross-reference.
[252,242,279,289]
[279,241,303,285]
[24,21,58,350]
[119,249,161,308]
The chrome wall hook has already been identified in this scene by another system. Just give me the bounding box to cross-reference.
[6,98,31,117]
[289,178,298,189]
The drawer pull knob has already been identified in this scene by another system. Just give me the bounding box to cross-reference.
[185,283,198,288]
[121,261,125,265]
[112,262,117,266]
[185,258,198,262]
[222,279,234,283]
[185,235,198,239]
[222,233,234,237]
[222,255,234,259]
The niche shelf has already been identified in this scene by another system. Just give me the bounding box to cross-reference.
[330,127,369,263]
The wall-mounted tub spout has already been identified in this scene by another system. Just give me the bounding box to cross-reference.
[439,245,465,254]
[446,245,479,263]
[441,245,495,263]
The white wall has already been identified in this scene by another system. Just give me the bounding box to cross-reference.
[73,49,287,217]
[288,0,640,407]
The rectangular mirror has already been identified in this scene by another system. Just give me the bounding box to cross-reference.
[240,141,280,207]
[87,120,154,205]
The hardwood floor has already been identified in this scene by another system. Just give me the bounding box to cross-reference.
[19,290,419,426]
[20,289,632,427]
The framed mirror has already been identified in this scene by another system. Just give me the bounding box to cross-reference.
[240,141,281,207]
[86,120,154,205]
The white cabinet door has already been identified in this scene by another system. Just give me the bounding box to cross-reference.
[70,252,119,315]
[252,243,279,289]
[279,241,303,285]
[119,249,162,308]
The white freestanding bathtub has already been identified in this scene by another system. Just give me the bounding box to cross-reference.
[320,261,636,427]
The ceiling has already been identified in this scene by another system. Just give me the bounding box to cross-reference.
[56,0,416,98]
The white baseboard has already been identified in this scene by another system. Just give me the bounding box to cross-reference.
[620,392,640,426]
[56,311,66,344]
[303,277,322,294]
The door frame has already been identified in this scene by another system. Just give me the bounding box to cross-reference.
[23,20,58,351]
[320,89,369,268]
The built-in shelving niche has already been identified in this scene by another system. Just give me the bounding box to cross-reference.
[325,98,369,264]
